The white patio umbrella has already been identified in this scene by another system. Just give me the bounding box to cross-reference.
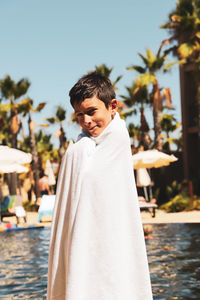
[133,150,178,202]
[0,147,31,223]
[132,149,178,169]
[136,168,151,187]
[0,163,29,174]
[0,146,32,165]
[136,168,153,201]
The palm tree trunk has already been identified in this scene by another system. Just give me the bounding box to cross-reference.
[153,107,162,151]
[140,107,150,150]
[59,125,66,159]
[197,85,200,177]
[28,115,40,200]
[152,82,162,151]
[9,107,19,194]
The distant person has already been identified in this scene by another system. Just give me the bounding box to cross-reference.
[23,172,35,202]
[38,171,51,196]
[47,73,153,299]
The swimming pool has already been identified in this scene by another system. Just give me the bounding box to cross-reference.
[0,224,199,299]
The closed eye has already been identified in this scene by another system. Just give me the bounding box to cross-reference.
[75,108,97,118]
[76,112,83,117]
[86,108,97,116]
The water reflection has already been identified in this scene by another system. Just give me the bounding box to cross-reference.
[147,224,200,300]
[0,224,200,299]
[0,228,50,299]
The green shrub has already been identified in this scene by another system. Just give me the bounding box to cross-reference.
[193,199,200,210]
[161,194,200,212]
[166,180,182,199]
[23,201,39,212]
[154,180,183,205]
[161,194,191,212]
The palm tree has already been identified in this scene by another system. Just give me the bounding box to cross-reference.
[161,0,200,131]
[160,113,181,152]
[127,123,141,154]
[19,98,46,200]
[0,75,30,148]
[0,75,30,194]
[19,129,57,200]
[46,106,67,160]
[0,108,10,144]
[161,0,200,63]
[161,0,200,182]
[94,63,122,89]
[127,47,175,150]
[121,82,151,149]
[19,129,55,166]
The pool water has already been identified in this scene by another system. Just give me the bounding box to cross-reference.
[147,224,200,300]
[0,224,200,299]
[0,228,49,300]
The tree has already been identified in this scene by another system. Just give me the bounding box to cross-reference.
[46,106,67,160]
[161,0,200,63]
[0,108,10,144]
[121,82,151,150]
[161,0,200,184]
[0,75,30,148]
[161,0,200,132]
[127,123,141,153]
[127,47,175,150]
[0,75,30,194]
[160,113,181,152]
[19,98,46,200]
[94,63,122,89]
[19,129,55,165]
[161,0,200,134]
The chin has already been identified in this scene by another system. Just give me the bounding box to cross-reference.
[88,128,101,137]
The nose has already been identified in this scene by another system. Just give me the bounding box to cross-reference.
[83,114,91,125]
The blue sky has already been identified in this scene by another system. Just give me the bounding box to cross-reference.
[0,0,180,144]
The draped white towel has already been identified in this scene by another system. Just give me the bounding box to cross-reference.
[47,113,153,300]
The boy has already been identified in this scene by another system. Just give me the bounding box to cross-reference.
[47,73,152,300]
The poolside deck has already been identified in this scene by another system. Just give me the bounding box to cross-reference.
[1,209,200,227]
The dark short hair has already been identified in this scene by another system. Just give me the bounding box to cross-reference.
[69,72,116,108]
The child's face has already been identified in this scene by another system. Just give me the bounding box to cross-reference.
[74,96,117,137]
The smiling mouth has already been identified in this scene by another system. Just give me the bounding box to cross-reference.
[88,125,97,131]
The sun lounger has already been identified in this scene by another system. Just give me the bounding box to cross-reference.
[38,195,56,222]
[0,195,17,222]
[0,195,27,224]
[138,196,157,218]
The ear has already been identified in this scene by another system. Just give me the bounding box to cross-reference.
[110,99,118,117]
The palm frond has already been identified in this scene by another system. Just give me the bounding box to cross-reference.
[17,98,33,114]
[135,74,156,86]
[95,64,113,78]
[56,106,66,122]
[46,117,57,124]
[112,75,122,87]
[146,48,155,65]
[163,61,177,71]
[0,103,11,112]
[178,42,196,57]
[35,102,46,112]
[14,79,30,99]
[121,109,136,118]
[138,52,149,66]
[126,65,146,73]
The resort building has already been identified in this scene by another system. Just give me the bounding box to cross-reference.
[179,63,200,192]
